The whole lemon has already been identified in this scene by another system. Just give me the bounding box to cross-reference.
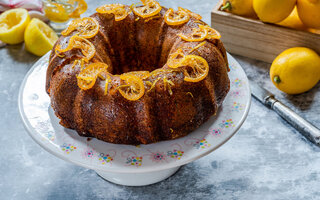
[221,0,256,17]
[253,0,296,23]
[270,47,320,94]
[297,0,320,29]
[277,7,308,31]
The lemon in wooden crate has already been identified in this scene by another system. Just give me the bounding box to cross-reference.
[24,18,58,56]
[220,0,256,17]
[277,7,307,31]
[270,47,320,94]
[253,0,296,23]
[0,8,30,44]
[297,0,320,29]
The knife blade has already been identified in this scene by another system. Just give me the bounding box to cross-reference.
[249,80,320,147]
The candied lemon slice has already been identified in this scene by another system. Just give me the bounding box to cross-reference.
[77,62,108,90]
[164,8,190,25]
[55,35,95,62]
[112,6,130,21]
[69,0,88,18]
[167,49,186,68]
[77,76,96,90]
[178,7,202,20]
[0,8,30,44]
[24,18,58,56]
[124,71,150,79]
[61,17,99,38]
[96,4,130,21]
[181,55,209,82]
[178,25,208,42]
[201,25,221,40]
[132,0,162,18]
[118,74,145,101]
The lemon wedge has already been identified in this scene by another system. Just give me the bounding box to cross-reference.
[0,8,30,44]
[24,18,58,56]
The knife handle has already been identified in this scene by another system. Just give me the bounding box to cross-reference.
[266,97,320,146]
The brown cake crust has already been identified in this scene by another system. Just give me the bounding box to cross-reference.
[46,6,230,144]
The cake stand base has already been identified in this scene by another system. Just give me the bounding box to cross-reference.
[96,166,180,186]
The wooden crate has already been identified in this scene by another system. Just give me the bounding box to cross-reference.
[211,1,320,63]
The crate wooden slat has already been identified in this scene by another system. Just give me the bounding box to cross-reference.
[211,1,320,63]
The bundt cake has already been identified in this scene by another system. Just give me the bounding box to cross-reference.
[46,0,230,145]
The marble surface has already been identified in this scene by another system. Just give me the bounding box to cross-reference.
[1,0,320,199]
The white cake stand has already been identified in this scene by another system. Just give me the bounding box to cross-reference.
[18,52,251,186]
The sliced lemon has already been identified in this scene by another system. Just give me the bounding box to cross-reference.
[164,8,190,26]
[61,17,99,38]
[77,62,109,90]
[118,74,145,101]
[181,55,209,82]
[167,49,186,68]
[77,76,96,90]
[55,35,95,61]
[96,4,130,21]
[24,18,58,56]
[0,8,30,44]
[201,25,221,40]
[178,25,208,42]
[132,0,162,19]
[178,7,202,20]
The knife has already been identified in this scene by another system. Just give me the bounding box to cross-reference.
[249,80,320,147]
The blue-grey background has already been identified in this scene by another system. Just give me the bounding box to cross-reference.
[1,0,320,199]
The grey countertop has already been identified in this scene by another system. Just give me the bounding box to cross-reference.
[1,0,320,199]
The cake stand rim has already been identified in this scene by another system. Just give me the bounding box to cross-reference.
[18,52,251,173]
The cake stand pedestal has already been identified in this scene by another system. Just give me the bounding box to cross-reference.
[96,166,180,186]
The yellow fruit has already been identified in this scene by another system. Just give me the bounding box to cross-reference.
[77,62,108,90]
[221,0,256,17]
[118,74,145,101]
[277,7,308,31]
[164,8,190,26]
[309,28,320,34]
[178,25,208,42]
[253,0,296,23]
[270,47,320,94]
[69,0,88,18]
[0,8,30,44]
[181,55,209,82]
[297,0,320,29]
[43,3,70,23]
[24,18,58,56]
[132,0,162,18]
